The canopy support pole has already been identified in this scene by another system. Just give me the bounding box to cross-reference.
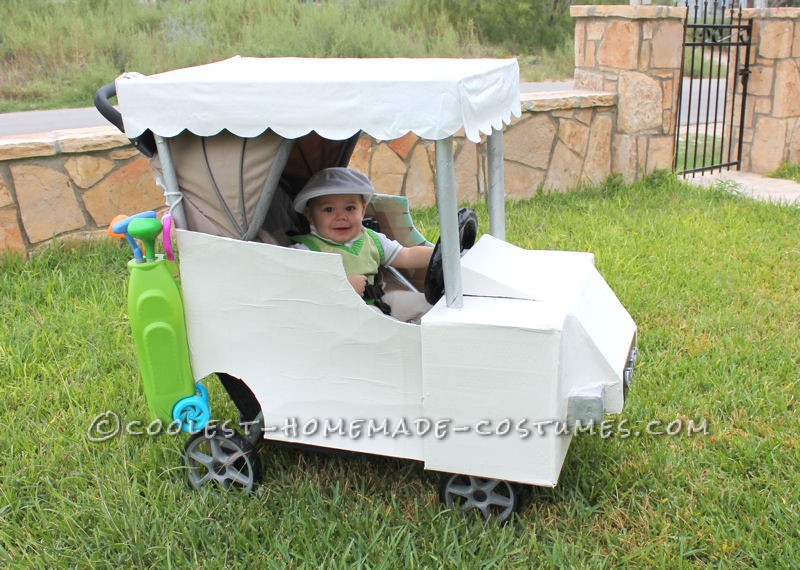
[434,137,464,309]
[154,134,187,229]
[487,128,506,240]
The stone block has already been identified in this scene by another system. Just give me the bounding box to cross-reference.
[587,22,605,41]
[503,162,545,200]
[11,164,85,243]
[751,116,788,173]
[583,114,612,185]
[637,137,648,172]
[795,21,800,57]
[789,118,800,163]
[404,146,435,208]
[571,5,686,19]
[617,72,663,133]
[559,119,590,157]
[55,127,129,154]
[546,141,581,192]
[82,157,163,227]
[65,156,114,189]
[370,142,405,196]
[455,141,479,204]
[348,134,373,176]
[612,134,638,181]
[0,177,12,208]
[643,21,654,41]
[389,132,418,161]
[504,114,557,170]
[758,19,793,59]
[739,144,751,172]
[603,77,619,92]
[575,22,587,67]
[773,59,800,118]
[0,208,24,252]
[109,148,140,160]
[651,21,684,69]
[646,136,674,172]
[638,40,651,72]
[574,109,593,126]
[748,65,774,97]
[755,95,773,116]
[573,69,604,91]
[661,78,675,114]
[0,208,25,253]
[597,20,640,70]
[663,110,673,134]
[585,40,597,68]
[0,136,57,160]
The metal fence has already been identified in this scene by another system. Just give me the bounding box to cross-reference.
[673,1,753,176]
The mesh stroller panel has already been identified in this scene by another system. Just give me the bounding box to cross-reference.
[151,129,292,240]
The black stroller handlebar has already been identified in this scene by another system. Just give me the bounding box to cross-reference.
[93,81,125,133]
[94,80,156,158]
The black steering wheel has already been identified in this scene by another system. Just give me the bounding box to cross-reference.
[424,207,478,305]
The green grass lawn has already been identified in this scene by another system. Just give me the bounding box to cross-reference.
[770,162,800,184]
[0,0,575,112]
[2,174,798,566]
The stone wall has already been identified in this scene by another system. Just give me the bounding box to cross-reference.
[0,128,165,254]
[733,8,800,173]
[572,4,686,180]
[6,4,762,257]
[0,90,617,255]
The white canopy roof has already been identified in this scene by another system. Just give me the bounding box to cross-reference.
[115,57,521,143]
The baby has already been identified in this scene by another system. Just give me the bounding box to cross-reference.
[290,167,433,323]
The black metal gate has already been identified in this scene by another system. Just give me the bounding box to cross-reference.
[673,1,753,176]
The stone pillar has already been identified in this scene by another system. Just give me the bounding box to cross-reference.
[571,5,686,180]
[733,8,800,173]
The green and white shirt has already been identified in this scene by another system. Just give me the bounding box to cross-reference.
[290,227,402,284]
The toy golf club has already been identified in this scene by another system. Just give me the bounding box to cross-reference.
[128,217,162,262]
[110,210,157,262]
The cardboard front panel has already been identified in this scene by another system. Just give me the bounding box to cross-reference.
[421,296,568,486]
[462,235,636,415]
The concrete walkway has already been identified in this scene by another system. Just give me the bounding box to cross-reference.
[683,170,800,206]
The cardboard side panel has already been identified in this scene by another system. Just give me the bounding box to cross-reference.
[421,296,567,486]
[177,230,425,460]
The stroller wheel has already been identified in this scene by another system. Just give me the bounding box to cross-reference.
[438,473,525,524]
[184,428,262,492]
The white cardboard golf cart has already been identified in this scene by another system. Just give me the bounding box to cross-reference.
[104,57,637,522]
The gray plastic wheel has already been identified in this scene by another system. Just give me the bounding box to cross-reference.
[439,473,524,523]
[184,429,262,491]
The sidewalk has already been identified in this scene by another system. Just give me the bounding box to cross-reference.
[683,170,800,206]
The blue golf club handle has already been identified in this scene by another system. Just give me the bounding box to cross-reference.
[112,211,157,262]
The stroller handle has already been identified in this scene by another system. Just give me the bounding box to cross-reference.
[94,81,156,157]
[94,82,125,133]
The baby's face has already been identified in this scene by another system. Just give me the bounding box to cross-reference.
[305,193,367,244]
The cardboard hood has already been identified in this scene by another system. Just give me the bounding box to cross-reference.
[461,235,636,403]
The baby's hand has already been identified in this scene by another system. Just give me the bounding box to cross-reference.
[347,274,368,297]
